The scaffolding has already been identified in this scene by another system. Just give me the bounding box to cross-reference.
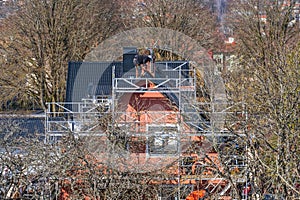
[45,62,248,199]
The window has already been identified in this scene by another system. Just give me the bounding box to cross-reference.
[147,126,178,155]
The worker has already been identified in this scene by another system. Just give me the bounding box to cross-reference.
[133,53,152,77]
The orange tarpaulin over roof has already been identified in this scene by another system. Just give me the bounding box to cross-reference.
[185,190,206,200]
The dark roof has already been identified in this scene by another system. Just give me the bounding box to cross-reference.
[0,116,45,141]
[66,60,189,105]
[66,61,123,103]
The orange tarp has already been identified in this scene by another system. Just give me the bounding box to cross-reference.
[185,190,206,200]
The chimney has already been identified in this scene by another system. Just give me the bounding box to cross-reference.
[123,47,137,73]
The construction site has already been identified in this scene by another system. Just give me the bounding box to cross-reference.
[45,47,249,200]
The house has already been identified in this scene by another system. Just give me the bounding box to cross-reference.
[46,47,246,199]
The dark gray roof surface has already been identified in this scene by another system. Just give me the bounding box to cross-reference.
[0,116,45,141]
[66,61,193,114]
[66,62,123,103]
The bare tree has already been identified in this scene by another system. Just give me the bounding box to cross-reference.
[120,0,223,51]
[224,0,300,198]
[0,0,123,110]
